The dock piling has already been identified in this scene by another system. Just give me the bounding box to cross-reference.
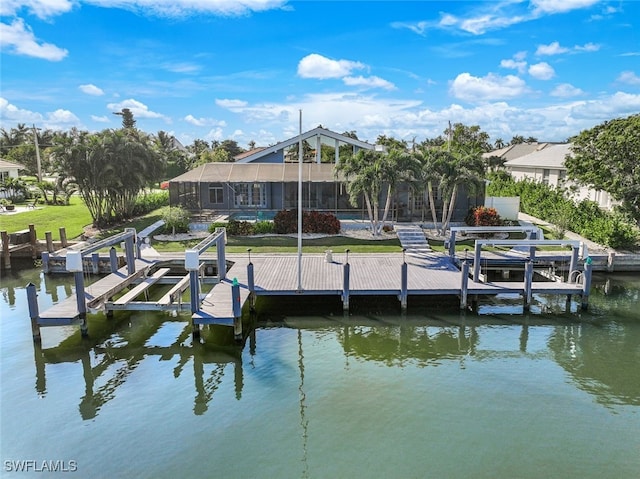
[342,262,350,311]
[26,282,41,343]
[524,261,534,310]
[400,252,408,311]
[232,280,242,341]
[1,231,9,270]
[109,247,118,273]
[247,254,255,311]
[581,260,593,310]
[460,261,469,309]
[41,251,50,274]
[45,231,54,252]
[59,227,68,248]
[29,224,37,259]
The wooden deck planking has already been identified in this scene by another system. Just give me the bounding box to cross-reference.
[39,259,156,322]
[112,268,170,305]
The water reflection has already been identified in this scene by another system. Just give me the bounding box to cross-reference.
[11,269,640,422]
[28,306,640,421]
[31,320,244,420]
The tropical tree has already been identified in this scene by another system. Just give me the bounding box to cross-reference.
[113,108,136,129]
[565,113,640,224]
[412,146,448,234]
[438,151,485,234]
[50,128,162,227]
[336,147,417,235]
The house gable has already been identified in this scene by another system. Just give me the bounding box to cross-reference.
[235,127,376,164]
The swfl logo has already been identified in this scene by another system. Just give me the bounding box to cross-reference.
[4,459,78,472]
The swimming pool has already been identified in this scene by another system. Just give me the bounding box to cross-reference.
[227,211,367,222]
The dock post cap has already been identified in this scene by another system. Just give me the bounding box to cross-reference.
[232,277,239,286]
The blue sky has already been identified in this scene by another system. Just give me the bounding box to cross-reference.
[1,0,639,149]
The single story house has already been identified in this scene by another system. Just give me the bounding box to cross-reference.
[493,143,618,211]
[0,159,25,199]
[0,159,25,182]
[169,127,482,222]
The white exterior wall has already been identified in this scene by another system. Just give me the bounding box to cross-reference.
[484,196,520,220]
[507,166,618,211]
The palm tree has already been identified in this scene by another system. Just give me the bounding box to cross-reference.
[439,151,485,234]
[412,146,450,235]
[336,147,418,235]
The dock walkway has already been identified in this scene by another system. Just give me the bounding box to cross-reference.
[38,258,157,325]
[193,252,586,327]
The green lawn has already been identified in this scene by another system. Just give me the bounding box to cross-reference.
[0,199,578,254]
[152,235,404,253]
[0,196,93,240]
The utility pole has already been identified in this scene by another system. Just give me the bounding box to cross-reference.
[32,124,42,182]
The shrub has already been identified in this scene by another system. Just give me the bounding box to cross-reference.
[487,174,638,249]
[274,210,297,234]
[274,210,341,234]
[160,205,190,234]
[253,220,275,235]
[472,206,502,227]
[133,191,169,216]
[226,220,255,236]
[208,222,227,233]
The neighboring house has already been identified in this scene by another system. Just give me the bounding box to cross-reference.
[0,159,25,199]
[0,159,25,182]
[492,143,618,211]
[169,126,482,222]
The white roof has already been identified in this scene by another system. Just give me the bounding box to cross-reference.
[504,143,573,169]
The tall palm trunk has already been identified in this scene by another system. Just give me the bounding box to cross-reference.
[427,181,439,235]
[441,184,459,234]
[379,184,393,235]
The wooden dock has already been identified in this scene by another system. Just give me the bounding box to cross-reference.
[193,252,587,328]
[37,259,157,325]
[26,226,593,345]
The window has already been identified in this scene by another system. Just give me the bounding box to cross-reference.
[234,183,266,208]
[558,170,567,182]
[208,186,224,204]
[542,169,550,185]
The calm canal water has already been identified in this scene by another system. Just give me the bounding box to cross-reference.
[1,262,639,479]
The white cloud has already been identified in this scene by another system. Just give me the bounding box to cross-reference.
[107,99,169,122]
[0,97,82,130]
[184,114,226,127]
[216,99,248,110]
[531,0,601,15]
[536,41,600,56]
[342,75,396,91]
[397,0,604,37]
[536,41,569,56]
[617,71,640,85]
[82,0,288,17]
[569,92,640,119]
[0,18,68,61]
[550,83,584,97]
[297,54,366,80]
[48,108,79,123]
[575,42,600,52]
[0,97,43,123]
[449,73,529,102]
[529,62,555,80]
[162,62,202,74]
[458,13,527,35]
[0,0,74,19]
[500,59,527,74]
[91,115,110,123]
[79,84,104,96]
